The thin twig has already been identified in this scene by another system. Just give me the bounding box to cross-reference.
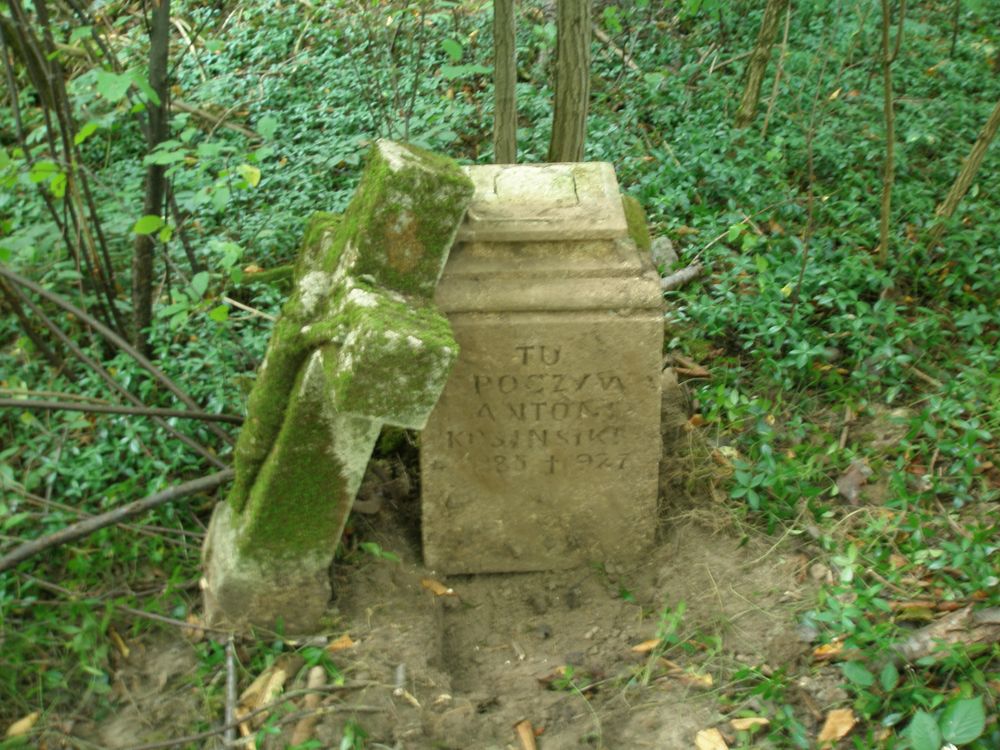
[712,49,751,70]
[122,700,386,750]
[7,484,198,549]
[170,18,208,82]
[0,277,226,467]
[0,265,235,446]
[171,99,259,139]
[0,387,108,403]
[221,296,277,322]
[18,573,237,635]
[225,635,237,745]
[592,24,639,72]
[790,20,835,320]
[0,470,233,572]
[115,603,231,635]
[760,4,792,139]
[660,263,705,291]
[909,366,944,390]
[690,199,794,263]
[0,398,243,424]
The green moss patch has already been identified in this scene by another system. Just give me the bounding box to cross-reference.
[621,193,652,254]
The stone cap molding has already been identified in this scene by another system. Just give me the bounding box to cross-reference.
[456,162,629,242]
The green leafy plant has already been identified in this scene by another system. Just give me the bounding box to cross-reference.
[905,697,986,750]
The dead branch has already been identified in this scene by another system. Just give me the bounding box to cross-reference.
[761,4,792,139]
[660,262,705,291]
[0,398,243,424]
[926,97,1000,248]
[225,635,237,746]
[21,573,237,636]
[0,387,108,403]
[893,606,1000,664]
[0,470,234,573]
[221,296,277,321]
[514,718,538,750]
[0,265,235,446]
[592,24,639,72]
[171,99,260,139]
[1,277,227,468]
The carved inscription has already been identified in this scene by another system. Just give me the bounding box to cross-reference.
[452,345,633,476]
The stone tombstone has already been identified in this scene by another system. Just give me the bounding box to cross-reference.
[421,163,664,574]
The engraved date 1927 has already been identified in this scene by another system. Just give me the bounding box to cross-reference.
[491,452,631,475]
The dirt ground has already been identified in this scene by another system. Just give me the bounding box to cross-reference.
[79,502,829,750]
[75,374,836,749]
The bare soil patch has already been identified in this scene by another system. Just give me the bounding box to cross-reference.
[77,503,816,749]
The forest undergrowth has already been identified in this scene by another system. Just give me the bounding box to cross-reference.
[0,0,998,747]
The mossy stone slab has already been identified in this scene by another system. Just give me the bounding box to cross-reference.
[203,141,473,633]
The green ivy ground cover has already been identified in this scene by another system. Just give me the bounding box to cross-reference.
[0,0,997,746]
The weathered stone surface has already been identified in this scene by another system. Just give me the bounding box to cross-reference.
[327,291,458,428]
[203,140,473,632]
[421,163,664,574]
[202,504,333,634]
[458,163,628,242]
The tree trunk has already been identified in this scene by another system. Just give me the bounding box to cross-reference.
[548,0,591,162]
[926,98,1000,248]
[0,12,55,109]
[734,0,789,128]
[131,0,171,356]
[493,0,517,163]
[878,0,905,266]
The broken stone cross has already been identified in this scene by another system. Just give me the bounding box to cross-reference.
[202,141,474,633]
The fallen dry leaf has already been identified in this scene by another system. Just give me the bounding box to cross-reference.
[235,706,256,750]
[676,669,714,689]
[289,666,327,746]
[836,459,873,504]
[513,718,537,750]
[813,641,844,660]
[889,553,908,569]
[239,654,302,725]
[631,638,662,653]
[695,727,729,750]
[421,578,456,597]
[240,666,288,711]
[817,708,856,744]
[658,657,683,671]
[182,613,205,643]
[108,625,130,659]
[731,716,769,731]
[5,712,40,738]
[326,633,356,653]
